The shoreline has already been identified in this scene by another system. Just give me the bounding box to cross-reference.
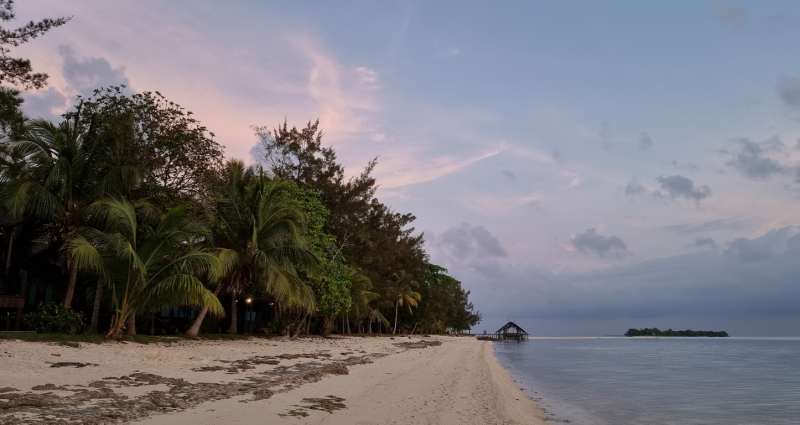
[0,336,544,424]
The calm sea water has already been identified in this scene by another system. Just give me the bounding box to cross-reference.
[493,337,800,425]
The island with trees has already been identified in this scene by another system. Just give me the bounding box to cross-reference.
[625,328,729,337]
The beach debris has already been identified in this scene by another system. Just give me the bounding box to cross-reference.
[302,395,346,413]
[394,340,442,349]
[1,353,382,424]
[279,408,310,418]
[49,362,97,368]
[31,384,69,391]
[279,395,346,418]
[252,388,274,400]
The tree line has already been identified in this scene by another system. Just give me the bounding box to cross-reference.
[625,328,729,337]
[0,1,481,339]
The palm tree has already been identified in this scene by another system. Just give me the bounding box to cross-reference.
[66,197,225,339]
[185,160,318,337]
[0,116,140,308]
[346,268,381,333]
[389,270,422,334]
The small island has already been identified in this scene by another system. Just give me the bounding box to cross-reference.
[625,328,729,337]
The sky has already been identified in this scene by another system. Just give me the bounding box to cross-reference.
[12,0,800,336]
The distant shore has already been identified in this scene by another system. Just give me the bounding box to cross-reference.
[0,336,544,424]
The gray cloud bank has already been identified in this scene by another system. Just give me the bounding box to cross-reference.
[428,223,800,336]
[22,46,131,121]
[654,175,712,202]
[570,229,629,259]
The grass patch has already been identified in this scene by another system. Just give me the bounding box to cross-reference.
[0,333,105,344]
[0,333,180,345]
[0,332,284,345]
[194,333,254,341]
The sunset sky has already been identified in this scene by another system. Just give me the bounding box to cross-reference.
[14,0,800,335]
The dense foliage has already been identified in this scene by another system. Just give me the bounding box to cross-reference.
[22,302,84,334]
[625,328,729,337]
[0,2,480,337]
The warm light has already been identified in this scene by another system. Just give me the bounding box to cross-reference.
[246,297,252,304]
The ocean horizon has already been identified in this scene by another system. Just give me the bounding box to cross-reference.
[494,337,800,425]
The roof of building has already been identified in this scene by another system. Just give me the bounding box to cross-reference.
[495,321,529,335]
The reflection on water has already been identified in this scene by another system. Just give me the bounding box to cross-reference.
[494,337,800,425]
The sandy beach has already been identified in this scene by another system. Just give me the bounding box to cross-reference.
[0,336,544,424]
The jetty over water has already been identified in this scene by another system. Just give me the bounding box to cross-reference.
[493,321,529,340]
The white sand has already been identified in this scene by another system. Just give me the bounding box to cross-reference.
[0,336,544,424]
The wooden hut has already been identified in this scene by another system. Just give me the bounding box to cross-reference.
[494,321,529,340]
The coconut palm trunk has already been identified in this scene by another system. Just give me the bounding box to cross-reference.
[393,300,399,334]
[126,312,136,335]
[4,227,13,279]
[63,261,78,308]
[227,292,238,334]
[186,287,222,338]
[88,282,103,334]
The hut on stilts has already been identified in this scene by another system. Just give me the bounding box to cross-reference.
[493,321,529,340]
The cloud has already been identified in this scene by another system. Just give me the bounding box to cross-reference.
[21,47,131,121]
[378,145,504,189]
[654,175,712,202]
[551,148,566,164]
[724,237,772,262]
[430,223,508,261]
[724,137,789,180]
[624,178,646,197]
[664,217,754,236]
[570,229,630,259]
[435,47,460,58]
[355,67,380,88]
[436,226,800,335]
[695,237,718,250]
[711,2,747,30]
[599,121,611,150]
[22,87,67,121]
[59,45,131,95]
[670,160,699,171]
[638,132,653,151]
[777,75,800,109]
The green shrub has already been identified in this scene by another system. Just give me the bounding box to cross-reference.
[22,303,85,334]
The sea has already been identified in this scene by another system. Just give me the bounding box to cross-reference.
[493,337,800,425]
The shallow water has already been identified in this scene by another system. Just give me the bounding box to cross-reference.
[493,337,800,425]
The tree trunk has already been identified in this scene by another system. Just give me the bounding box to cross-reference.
[346,313,351,334]
[227,292,238,334]
[411,322,418,335]
[126,312,136,335]
[393,301,399,334]
[4,226,13,279]
[63,261,78,308]
[290,313,307,340]
[186,287,222,338]
[106,306,131,340]
[320,316,335,336]
[88,282,103,334]
[305,314,311,335]
[186,306,209,338]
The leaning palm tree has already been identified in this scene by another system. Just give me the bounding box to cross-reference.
[67,197,225,339]
[185,160,318,337]
[389,270,422,334]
